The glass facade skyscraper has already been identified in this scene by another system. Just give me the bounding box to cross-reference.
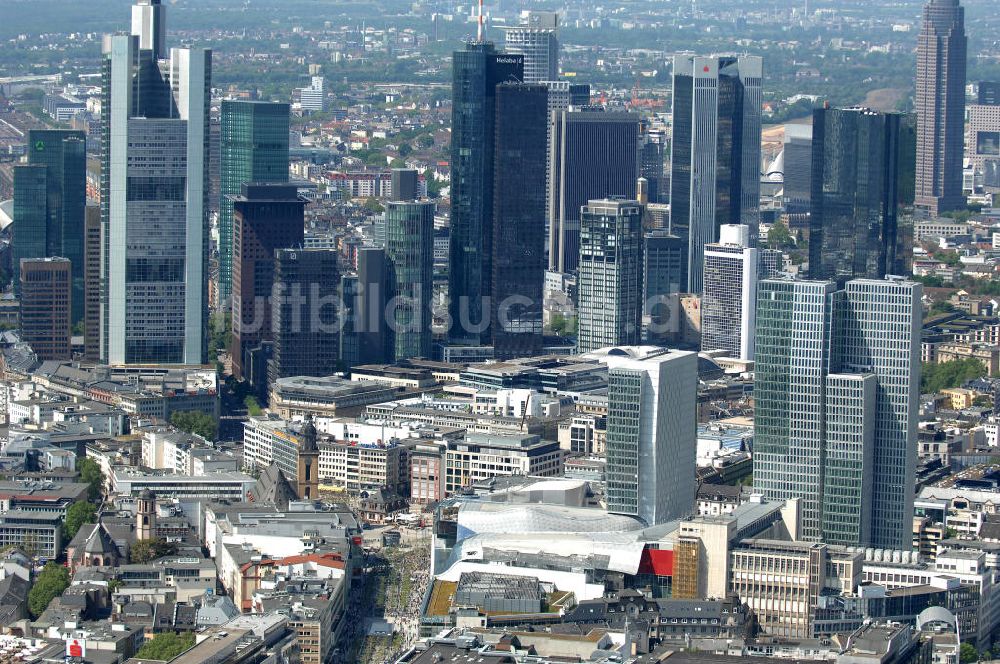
[491,83,548,360]
[915,0,966,216]
[219,100,290,303]
[548,108,640,273]
[755,276,920,548]
[268,249,340,385]
[12,130,86,323]
[669,55,762,293]
[385,200,435,361]
[577,199,643,354]
[230,183,304,381]
[809,107,913,284]
[101,0,211,365]
[589,346,698,527]
[448,42,523,344]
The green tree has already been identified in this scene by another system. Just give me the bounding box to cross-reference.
[135,632,196,660]
[959,642,978,664]
[929,300,957,316]
[417,134,434,148]
[933,250,961,267]
[170,411,218,441]
[767,220,794,249]
[77,457,104,501]
[130,538,177,564]
[208,312,231,358]
[64,501,97,540]
[28,563,70,617]
[244,396,263,416]
[921,358,988,394]
[974,395,995,409]
[362,197,384,213]
[913,274,945,288]
[398,142,412,157]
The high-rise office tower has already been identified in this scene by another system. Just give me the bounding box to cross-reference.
[219,100,291,303]
[230,184,305,381]
[915,0,966,215]
[841,279,921,549]
[548,108,640,273]
[577,199,643,353]
[644,230,685,343]
[502,11,558,84]
[754,276,920,548]
[588,346,697,526]
[670,55,762,293]
[84,206,101,361]
[701,224,780,361]
[268,248,339,385]
[448,43,523,344]
[340,247,391,367]
[540,81,590,252]
[385,200,435,361]
[809,107,913,284]
[640,135,666,204]
[491,83,548,360]
[19,258,72,361]
[782,125,813,213]
[101,0,211,365]
[12,130,86,322]
[755,278,840,543]
[391,168,419,202]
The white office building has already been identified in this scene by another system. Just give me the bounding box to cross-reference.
[299,76,326,112]
[701,224,781,361]
[502,11,559,83]
[585,346,698,526]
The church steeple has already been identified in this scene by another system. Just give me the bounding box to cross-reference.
[296,415,320,501]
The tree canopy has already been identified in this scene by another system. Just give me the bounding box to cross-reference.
[135,632,196,661]
[170,410,218,441]
[77,457,104,501]
[64,501,97,540]
[130,538,177,564]
[28,563,70,617]
[921,358,988,394]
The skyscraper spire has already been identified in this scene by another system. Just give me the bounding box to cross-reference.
[131,0,166,59]
[477,0,484,41]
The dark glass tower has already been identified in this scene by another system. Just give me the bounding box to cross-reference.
[220,100,290,303]
[915,0,966,215]
[12,129,86,323]
[669,55,762,293]
[447,42,523,344]
[385,200,435,360]
[491,83,548,360]
[230,183,304,382]
[548,108,641,273]
[809,107,914,284]
[268,248,339,385]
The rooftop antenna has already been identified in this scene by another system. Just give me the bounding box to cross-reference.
[477,0,484,41]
